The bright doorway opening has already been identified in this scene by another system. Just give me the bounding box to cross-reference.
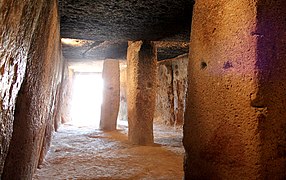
[71,73,103,128]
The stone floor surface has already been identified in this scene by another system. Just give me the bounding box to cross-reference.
[33,122,184,180]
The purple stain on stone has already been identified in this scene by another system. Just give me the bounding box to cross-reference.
[223,61,233,69]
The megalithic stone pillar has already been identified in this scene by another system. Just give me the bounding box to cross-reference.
[183,0,286,179]
[127,41,157,145]
[100,59,120,131]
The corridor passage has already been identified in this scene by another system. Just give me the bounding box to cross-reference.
[33,123,184,179]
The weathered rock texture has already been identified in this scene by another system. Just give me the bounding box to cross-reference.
[38,59,65,167]
[155,54,188,126]
[119,61,128,121]
[183,0,286,179]
[2,0,63,179]
[255,1,286,177]
[172,58,188,126]
[52,61,73,132]
[59,66,74,125]
[0,0,59,176]
[100,59,120,131]
[59,0,194,41]
[127,41,157,145]
[155,61,175,125]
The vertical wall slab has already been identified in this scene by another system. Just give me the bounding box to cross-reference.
[255,0,286,177]
[183,0,286,179]
[127,41,157,145]
[0,0,48,175]
[172,56,188,126]
[58,64,74,126]
[38,57,67,166]
[100,59,120,131]
[155,60,175,125]
[2,0,63,179]
[118,61,128,121]
[155,55,188,126]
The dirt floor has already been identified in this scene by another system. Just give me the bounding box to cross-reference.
[33,122,184,180]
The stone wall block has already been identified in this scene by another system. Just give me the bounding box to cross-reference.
[119,62,128,121]
[100,59,120,131]
[2,0,63,178]
[155,55,188,126]
[0,0,49,174]
[255,0,286,177]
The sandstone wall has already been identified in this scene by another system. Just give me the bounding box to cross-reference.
[0,0,58,175]
[118,61,128,121]
[155,55,188,126]
[155,60,174,125]
[58,64,74,126]
[38,57,67,166]
[184,0,286,179]
[100,59,120,130]
[255,1,286,177]
[1,0,63,178]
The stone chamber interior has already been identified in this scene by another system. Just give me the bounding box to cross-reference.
[0,0,286,179]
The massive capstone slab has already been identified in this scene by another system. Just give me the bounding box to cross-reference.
[59,0,194,41]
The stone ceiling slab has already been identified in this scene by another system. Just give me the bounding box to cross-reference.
[59,0,194,41]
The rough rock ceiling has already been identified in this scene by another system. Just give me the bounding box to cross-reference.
[59,0,194,61]
[59,0,194,41]
[61,40,127,60]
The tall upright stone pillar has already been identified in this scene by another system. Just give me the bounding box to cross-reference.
[127,41,157,145]
[100,59,120,131]
[184,0,286,179]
